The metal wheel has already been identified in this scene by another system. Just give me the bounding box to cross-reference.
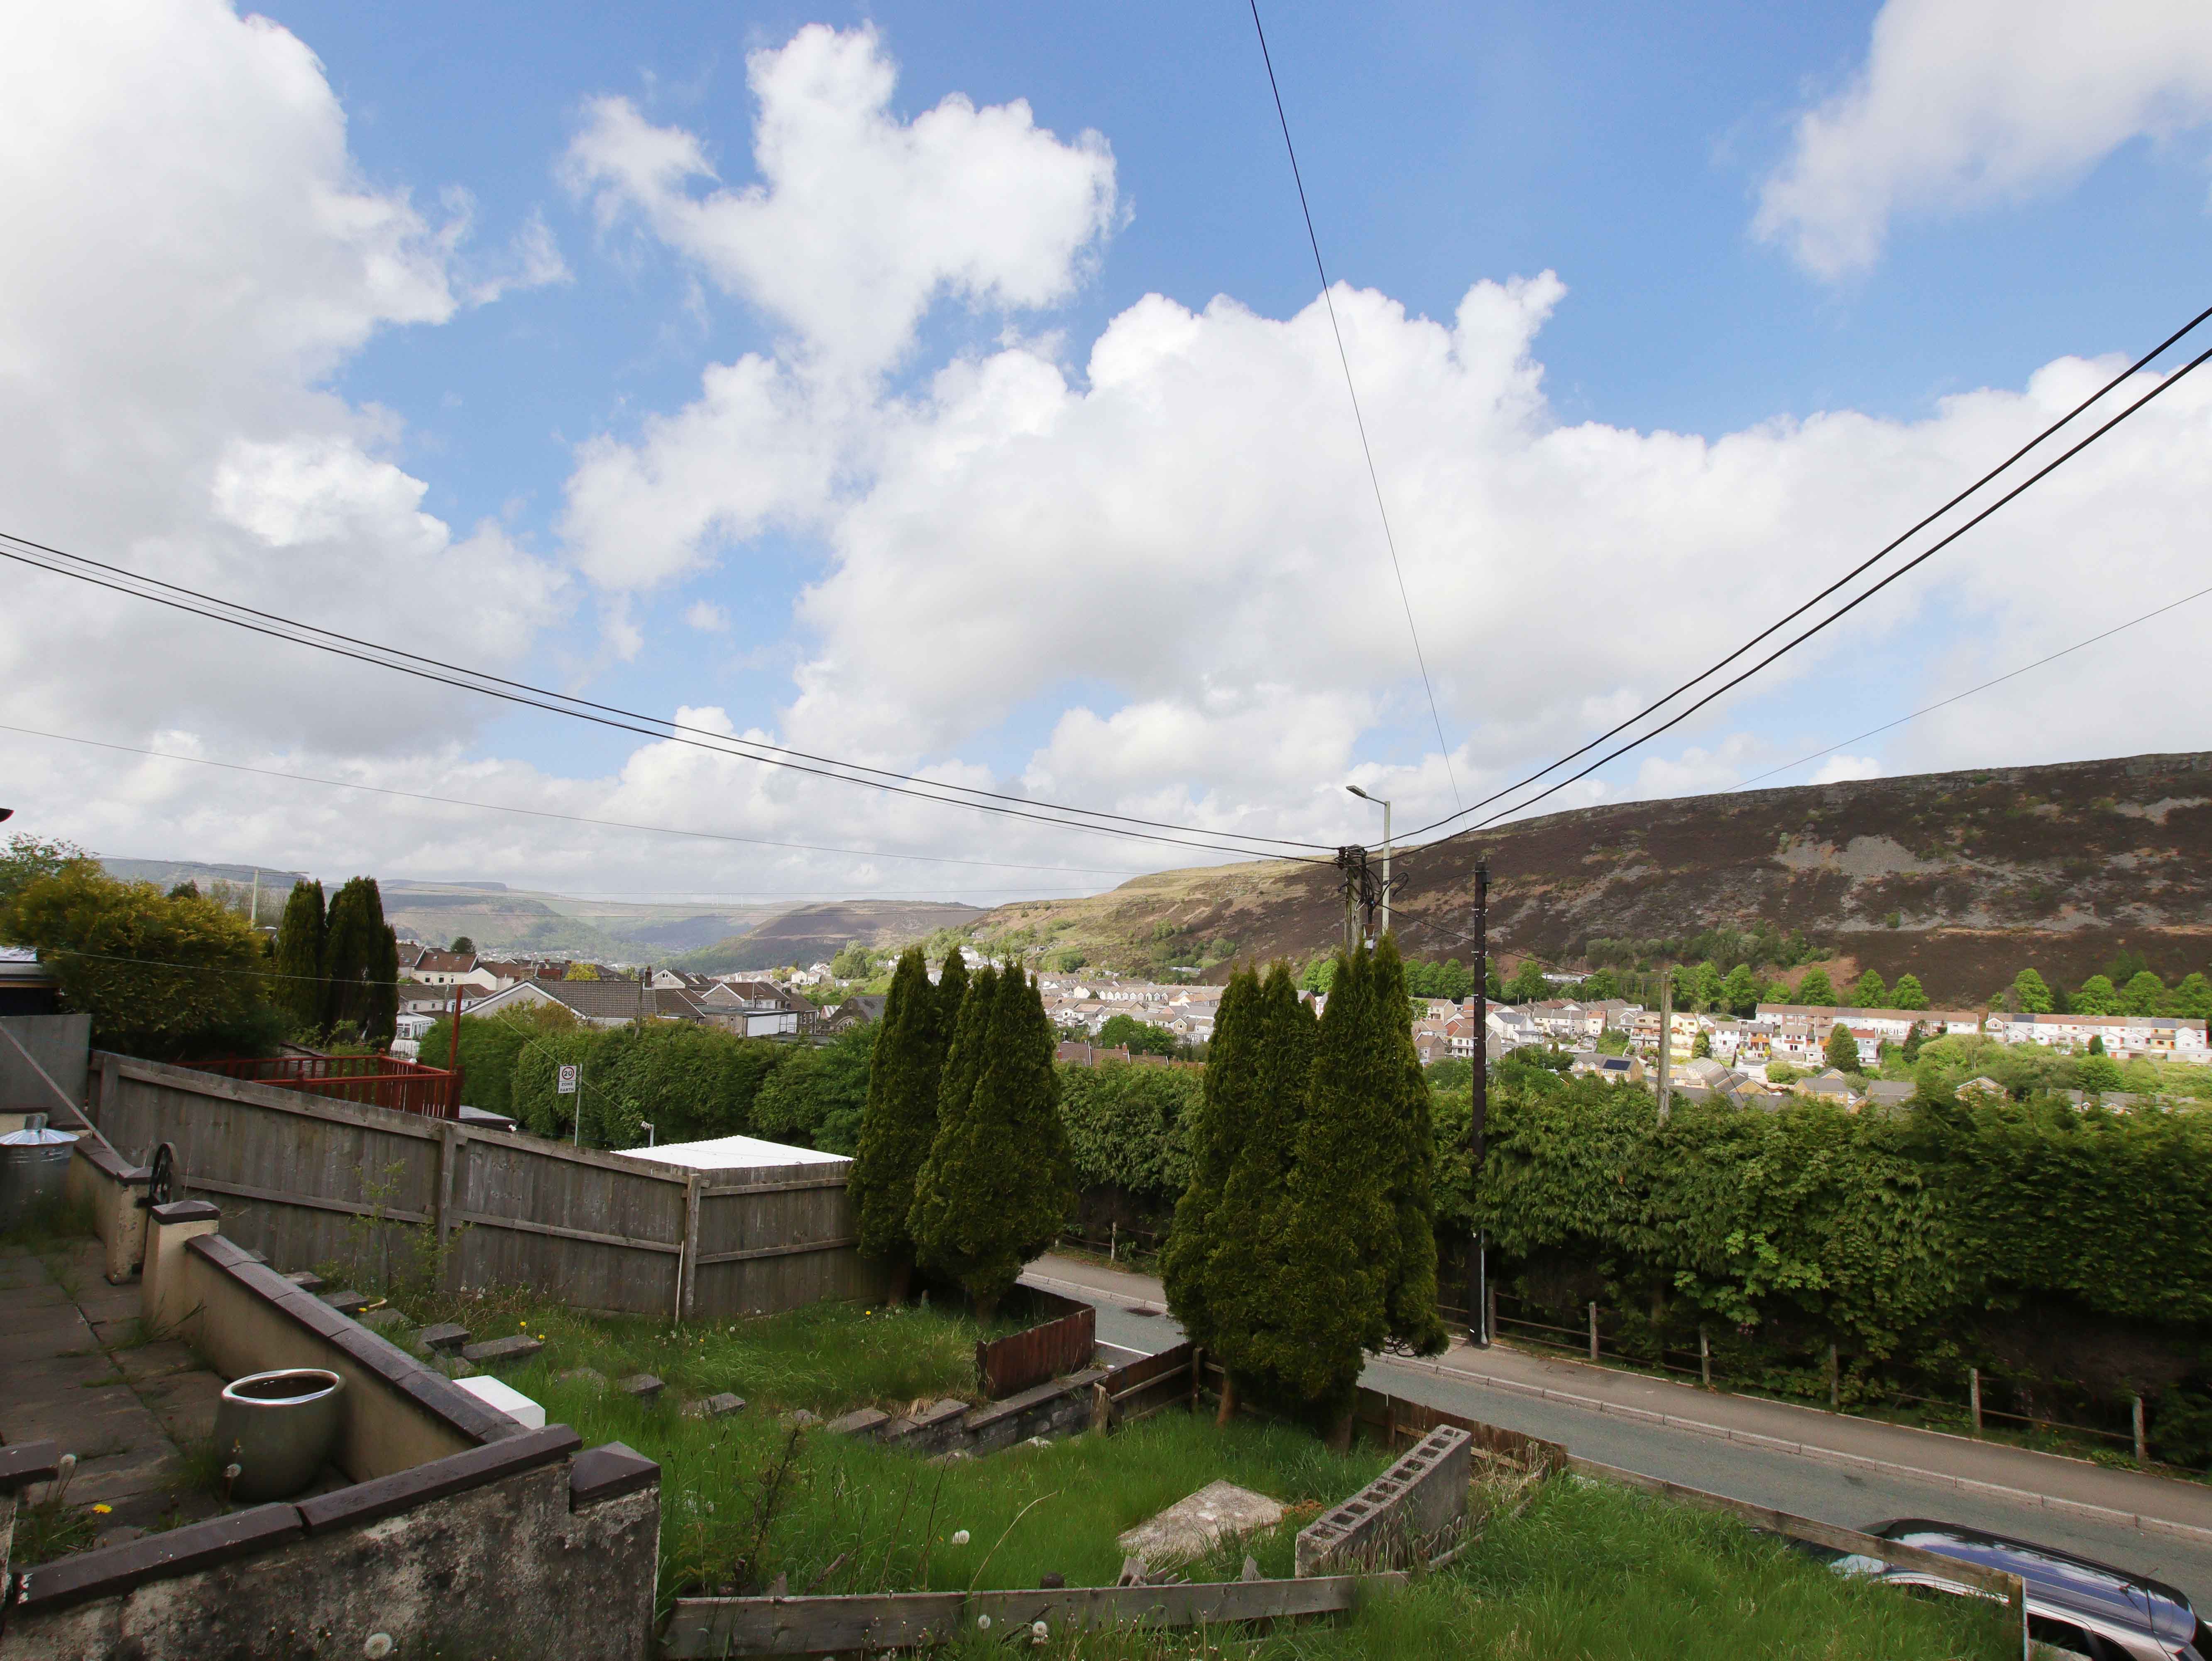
[147,1141,179,1207]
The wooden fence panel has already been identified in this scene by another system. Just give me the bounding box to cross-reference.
[84,1053,867,1320]
[977,1290,1094,1399]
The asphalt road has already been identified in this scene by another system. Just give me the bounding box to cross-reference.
[1057,1275,2212,1611]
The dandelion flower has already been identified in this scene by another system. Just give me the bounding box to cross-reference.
[950,1529,970,1546]
[976,1614,992,1631]
[91,1504,111,1514]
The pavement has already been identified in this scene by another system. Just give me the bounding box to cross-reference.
[1025,1252,2212,1609]
[0,1238,225,1550]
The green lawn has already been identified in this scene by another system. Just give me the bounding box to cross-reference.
[378,1291,2017,1656]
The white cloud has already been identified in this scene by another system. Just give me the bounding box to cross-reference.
[1757,0,2212,277]
[1810,755,1884,785]
[683,600,730,632]
[0,0,566,758]
[561,23,1117,378]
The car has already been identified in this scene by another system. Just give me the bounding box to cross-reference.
[1815,1518,2204,1660]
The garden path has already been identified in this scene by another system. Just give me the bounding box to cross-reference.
[0,1237,224,1551]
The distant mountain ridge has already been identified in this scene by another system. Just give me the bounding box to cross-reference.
[969,752,2212,1005]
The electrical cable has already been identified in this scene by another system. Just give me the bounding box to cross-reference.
[0,722,1150,879]
[1400,300,2212,843]
[0,544,1331,867]
[0,529,1329,856]
[1245,0,1462,811]
[1730,581,2212,793]
[1409,336,2212,848]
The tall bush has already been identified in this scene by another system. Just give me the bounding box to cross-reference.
[910,964,1076,1320]
[271,879,326,1032]
[851,948,953,1291]
[322,877,396,1040]
[1372,936,1449,1356]
[1161,966,1259,1377]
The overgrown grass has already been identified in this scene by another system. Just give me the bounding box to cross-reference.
[372,1294,2016,1655]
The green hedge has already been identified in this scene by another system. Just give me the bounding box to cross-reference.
[1453,1067,2212,1455]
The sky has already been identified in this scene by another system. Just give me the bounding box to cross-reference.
[3,0,2211,909]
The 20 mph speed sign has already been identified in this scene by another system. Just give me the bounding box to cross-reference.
[556,1064,579,1095]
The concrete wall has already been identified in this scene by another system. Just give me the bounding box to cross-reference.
[4,1431,661,1661]
[62,1139,147,1284]
[1295,1426,1472,1576]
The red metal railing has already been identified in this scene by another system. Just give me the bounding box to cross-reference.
[189,1053,460,1120]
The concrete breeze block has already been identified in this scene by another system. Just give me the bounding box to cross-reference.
[1294,1426,1472,1577]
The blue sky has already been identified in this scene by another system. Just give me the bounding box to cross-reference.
[5,0,2212,901]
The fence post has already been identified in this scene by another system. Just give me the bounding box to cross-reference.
[1189,1346,1203,1416]
[2134,1394,2147,1465]
[1827,1345,1839,1410]
[1699,1327,1711,1390]
[1486,1282,1497,1349]
[1110,1220,1117,1263]
[1588,1302,1599,1363]
[435,1124,460,1289]
[1970,1367,1982,1437]
[676,1173,702,1323]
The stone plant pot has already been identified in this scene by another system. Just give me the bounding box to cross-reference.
[214,1369,345,1502]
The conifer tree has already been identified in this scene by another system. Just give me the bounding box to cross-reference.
[910,964,1075,1320]
[1270,943,1397,1442]
[1825,1019,1862,1074]
[1890,973,1928,1011]
[937,948,969,1046]
[2011,967,2054,1013]
[369,925,399,1044]
[1794,967,1836,1007]
[322,877,392,1037]
[850,947,949,1297]
[1848,969,1887,1008]
[1371,936,1449,1358]
[1162,966,1260,1394]
[1176,965,1316,1422]
[271,879,326,1034]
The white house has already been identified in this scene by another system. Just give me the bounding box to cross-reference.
[1984,1010,2209,1062]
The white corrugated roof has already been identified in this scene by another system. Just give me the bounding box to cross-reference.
[623,1133,847,1171]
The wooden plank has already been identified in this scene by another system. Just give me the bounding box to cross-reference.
[692,1237,857,1267]
[662,1575,1405,1658]
[678,1173,701,1321]
[1104,1341,1193,1393]
[1113,1372,1196,1424]
[184,1173,433,1226]
[453,1208,682,1255]
[701,1175,849,1198]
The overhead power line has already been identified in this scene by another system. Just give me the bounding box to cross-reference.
[0,722,1150,879]
[1731,581,2212,792]
[0,534,1333,868]
[1405,321,2212,849]
[1246,0,1462,811]
[1400,300,2212,844]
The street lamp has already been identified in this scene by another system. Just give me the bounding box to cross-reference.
[1345,785,1392,938]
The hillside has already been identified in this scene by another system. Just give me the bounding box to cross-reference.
[670,901,986,974]
[968,751,2212,1006]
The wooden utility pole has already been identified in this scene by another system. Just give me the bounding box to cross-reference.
[1466,857,1490,1347]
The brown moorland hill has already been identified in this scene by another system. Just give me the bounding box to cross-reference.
[972,751,2212,1006]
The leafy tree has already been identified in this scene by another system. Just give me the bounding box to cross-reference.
[1691,1029,1713,1059]
[2086,1033,2106,1056]
[850,947,952,1295]
[1485,961,1504,1001]
[910,964,1076,1320]
[1766,1061,1801,1084]
[0,833,92,918]
[2171,973,2212,1021]
[1890,973,1928,1011]
[1435,957,1474,1000]
[510,1028,603,1141]
[1789,967,1834,1007]
[1298,955,1336,994]
[565,962,602,982]
[418,1004,582,1117]
[2011,968,2054,1014]
[1503,958,1549,1002]
[830,941,880,980]
[322,878,396,1041]
[4,866,281,1058]
[1718,963,1759,1017]
[1098,1012,1180,1056]
[1824,1020,1862,1074]
[2077,1053,2124,1093]
[1847,970,1887,1009]
[1049,948,1087,973]
[1579,965,1621,1002]
[166,879,201,900]
[448,935,475,954]
[2073,975,2119,1017]
[271,879,328,1032]
[2119,971,2167,1017]
[753,1025,875,1152]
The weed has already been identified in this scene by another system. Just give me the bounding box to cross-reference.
[9,1499,100,1566]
